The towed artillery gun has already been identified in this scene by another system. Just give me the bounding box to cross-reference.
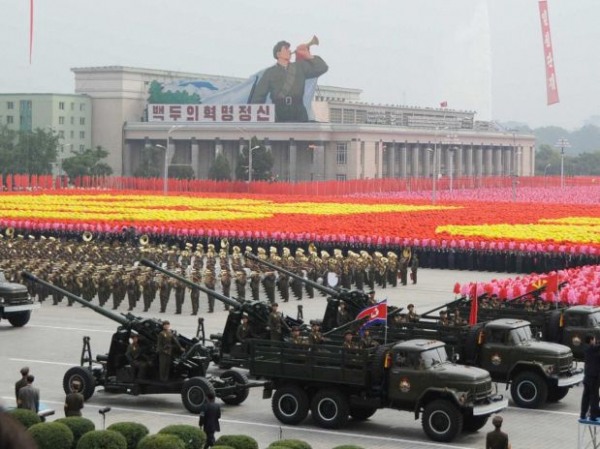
[22,271,260,413]
[244,253,397,331]
[140,259,304,369]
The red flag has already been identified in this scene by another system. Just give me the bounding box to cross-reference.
[538,1,559,105]
[468,284,478,325]
[528,279,547,293]
[546,273,558,295]
[440,101,448,108]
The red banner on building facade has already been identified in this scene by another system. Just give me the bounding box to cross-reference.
[538,1,559,105]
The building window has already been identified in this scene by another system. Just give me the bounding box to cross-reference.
[336,143,347,165]
[59,116,65,125]
[80,103,86,111]
[70,131,74,138]
[58,130,64,138]
[6,116,13,124]
[7,102,14,110]
[71,102,75,110]
[79,131,85,139]
[70,117,74,125]
[336,174,347,181]
[79,145,85,151]
[80,117,85,125]
[59,102,65,110]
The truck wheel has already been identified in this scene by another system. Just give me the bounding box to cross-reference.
[510,372,548,408]
[547,386,569,402]
[7,311,31,327]
[272,385,309,425]
[422,399,463,442]
[310,388,349,429]
[220,370,249,405]
[63,367,95,401]
[181,377,216,413]
[462,413,488,432]
[349,406,377,421]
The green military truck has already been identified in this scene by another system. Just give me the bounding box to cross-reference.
[451,297,600,360]
[250,338,507,443]
[369,318,583,409]
[0,270,39,327]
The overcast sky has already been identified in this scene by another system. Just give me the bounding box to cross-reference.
[2,0,598,130]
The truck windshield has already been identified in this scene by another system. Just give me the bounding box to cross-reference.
[588,312,600,327]
[420,346,449,368]
[508,326,533,345]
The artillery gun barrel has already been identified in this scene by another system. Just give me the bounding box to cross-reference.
[21,271,129,326]
[322,315,369,337]
[245,253,339,296]
[140,259,243,310]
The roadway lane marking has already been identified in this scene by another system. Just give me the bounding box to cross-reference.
[28,324,113,333]
[9,358,75,367]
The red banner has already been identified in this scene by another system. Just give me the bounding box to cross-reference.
[539,1,559,105]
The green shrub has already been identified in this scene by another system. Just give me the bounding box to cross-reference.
[137,434,186,449]
[267,446,289,449]
[215,435,258,449]
[158,424,206,449]
[212,446,235,449]
[76,430,127,449]
[9,408,41,428]
[28,422,74,449]
[107,422,149,449]
[268,440,312,449]
[56,417,95,449]
[331,446,365,449]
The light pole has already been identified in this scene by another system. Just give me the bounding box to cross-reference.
[448,148,455,193]
[543,163,551,187]
[57,143,72,188]
[555,138,571,189]
[426,147,436,204]
[248,145,260,183]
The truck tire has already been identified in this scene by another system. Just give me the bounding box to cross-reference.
[422,399,463,442]
[310,388,349,429]
[547,386,569,402]
[510,371,548,409]
[462,412,488,432]
[349,406,377,421]
[181,376,216,413]
[63,366,95,400]
[220,370,249,405]
[7,311,31,327]
[272,384,309,425]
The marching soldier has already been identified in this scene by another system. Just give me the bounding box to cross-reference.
[234,270,247,302]
[189,269,201,315]
[141,272,158,312]
[220,269,232,309]
[112,269,127,310]
[174,270,187,315]
[410,253,419,284]
[126,269,140,311]
[158,274,172,313]
[249,271,261,302]
[387,251,399,287]
[204,268,216,313]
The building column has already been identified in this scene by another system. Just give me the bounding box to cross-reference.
[312,141,326,181]
[475,146,484,177]
[465,146,473,176]
[400,143,408,178]
[288,139,297,182]
[214,137,222,156]
[412,145,420,178]
[484,146,493,176]
[424,145,432,178]
[455,146,463,178]
[388,142,396,178]
[123,142,132,176]
[188,138,198,178]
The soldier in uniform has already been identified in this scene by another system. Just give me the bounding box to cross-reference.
[410,253,419,284]
[236,315,252,342]
[112,269,127,310]
[126,269,140,311]
[485,415,510,449]
[343,331,357,349]
[234,270,247,302]
[337,301,352,327]
[439,310,450,326]
[268,302,284,341]
[308,321,323,345]
[399,249,410,286]
[158,274,172,313]
[157,320,183,382]
[407,304,419,322]
[125,332,147,379]
[249,270,261,302]
[174,271,187,315]
[386,251,399,287]
[290,326,307,345]
[64,380,84,417]
[360,329,379,348]
[141,272,158,312]
[189,269,201,315]
[204,268,216,313]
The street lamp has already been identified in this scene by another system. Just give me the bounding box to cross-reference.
[555,138,571,189]
[248,145,260,183]
[543,163,551,187]
[426,147,436,204]
[155,144,169,195]
[448,148,455,193]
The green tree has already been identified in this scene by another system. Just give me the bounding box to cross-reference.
[5,128,59,175]
[235,137,273,181]
[62,146,113,181]
[134,145,162,178]
[209,152,231,181]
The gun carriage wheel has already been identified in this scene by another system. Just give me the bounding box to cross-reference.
[63,366,96,400]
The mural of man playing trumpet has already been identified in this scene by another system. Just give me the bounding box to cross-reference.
[249,37,328,122]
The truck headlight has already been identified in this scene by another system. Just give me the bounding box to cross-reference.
[544,364,555,374]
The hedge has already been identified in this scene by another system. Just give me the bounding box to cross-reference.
[215,435,258,449]
[9,408,41,428]
[137,434,186,449]
[106,422,149,449]
[28,422,74,449]
[55,417,95,449]
[76,430,127,449]
[268,440,312,449]
[158,424,206,449]
[331,446,366,449]
[212,446,235,449]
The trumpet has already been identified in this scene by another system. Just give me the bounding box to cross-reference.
[139,235,150,246]
[82,231,93,242]
[291,35,319,54]
[4,227,14,238]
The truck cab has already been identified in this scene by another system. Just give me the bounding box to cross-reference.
[0,270,39,327]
